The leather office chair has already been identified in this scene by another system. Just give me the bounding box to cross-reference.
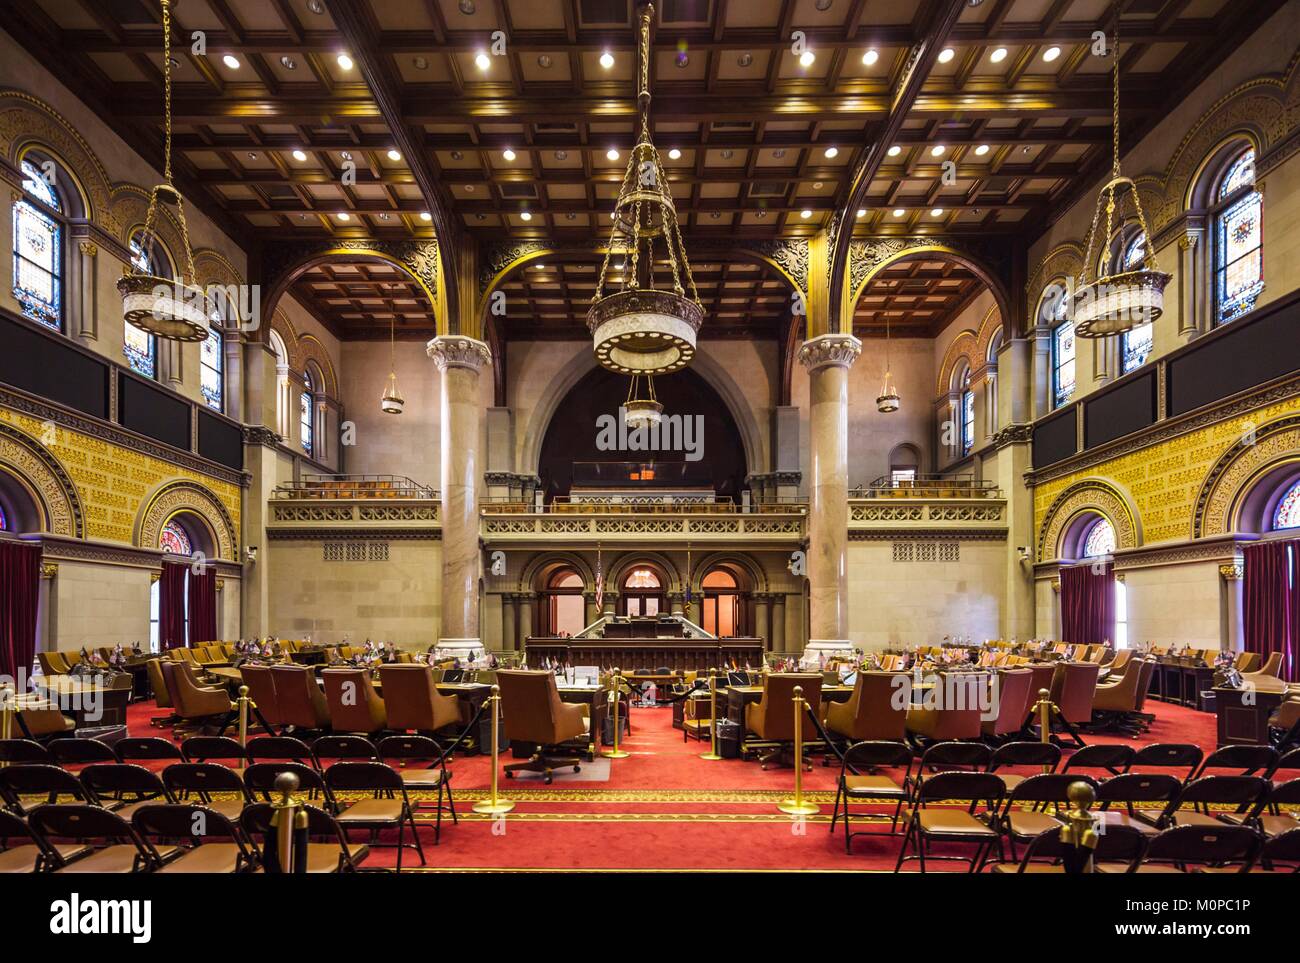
[17,706,76,742]
[161,661,234,736]
[1233,651,1261,673]
[1047,661,1100,746]
[1090,659,1150,734]
[37,652,68,676]
[825,671,907,743]
[146,658,174,726]
[378,664,461,735]
[269,665,331,732]
[745,673,822,769]
[1110,648,1133,672]
[496,669,587,783]
[238,664,282,734]
[1243,652,1284,686]
[982,668,1035,740]
[322,668,387,735]
[905,672,989,746]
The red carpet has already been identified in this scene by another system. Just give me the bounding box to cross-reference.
[125,696,1224,872]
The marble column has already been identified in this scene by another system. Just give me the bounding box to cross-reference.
[602,592,618,619]
[798,333,861,658]
[518,592,535,643]
[668,591,685,617]
[584,591,599,628]
[427,335,492,660]
[753,593,771,646]
[1220,562,1245,652]
[770,593,786,651]
[501,593,518,650]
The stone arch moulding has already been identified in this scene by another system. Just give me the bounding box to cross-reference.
[1025,244,1086,321]
[0,424,84,537]
[258,241,442,346]
[1037,479,1141,563]
[1194,414,1300,539]
[269,309,303,371]
[936,329,978,397]
[297,334,339,399]
[518,552,596,593]
[689,552,768,594]
[134,480,237,562]
[109,185,187,269]
[845,240,1015,342]
[607,552,682,596]
[974,303,1003,370]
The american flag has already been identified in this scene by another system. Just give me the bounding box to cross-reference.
[594,544,604,611]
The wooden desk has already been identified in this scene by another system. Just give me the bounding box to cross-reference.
[1214,681,1289,746]
[525,637,763,673]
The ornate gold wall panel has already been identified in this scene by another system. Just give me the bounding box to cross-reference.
[1034,394,1300,550]
[0,404,241,555]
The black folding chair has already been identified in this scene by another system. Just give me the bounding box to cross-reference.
[377,734,457,828]
[1111,824,1262,874]
[131,803,258,873]
[990,822,1147,873]
[240,802,368,872]
[244,761,334,810]
[27,805,160,873]
[0,739,53,766]
[1095,772,1182,835]
[987,741,1061,793]
[246,735,316,766]
[116,737,184,764]
[311,735,379,769]
[325,760,428,865]
[1255,827,1300,872]
[1132,743,1203,782]
[48,738,118,769]
[830,740,914,850]
[894,771,1005,873]
[160,762,253,824]
[1192,744,1277,778]
[77,763,169,821]
[0,807,79,872]
[0,763,98,815]
[1061,743,1135,778]
[995,772,1100,861]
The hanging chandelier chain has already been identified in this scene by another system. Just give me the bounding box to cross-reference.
[1111,25,1120,178]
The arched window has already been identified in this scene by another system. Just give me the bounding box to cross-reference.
[1083,517,1116,558]
[1213,147,1263,325]
[124,232,163,378]
[13,157,65,329]
[621,566,664,617]
[1274,479,1300,531]
[1039,283,1074,410]
[201,327,224,411]
[1119,231,1153,374]
[300,370,314,457]
[539,568,585,637]
[0,503,7,531]
[959,369,974,457]
[160,518,194,556]
[701,569,742,638]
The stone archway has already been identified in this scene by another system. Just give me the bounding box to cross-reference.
[0,424,83,537]
[135,480,237,561]
[1038,479,1141,563]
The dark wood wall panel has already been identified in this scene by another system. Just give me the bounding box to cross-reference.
[1084,371,1157,449]
[0,315,108,418]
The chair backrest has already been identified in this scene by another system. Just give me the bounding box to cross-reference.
[78,762,167,801]
[754,673,823,741]
[915,770,1005,806]
[1257,651,1284,678]
[146,658,172,709]
[1022,664,1057,719]
[919,740,993,773]
[1013,822,1146,871]
[181,735,248,765]
[0,763,95,812]
[0,738,53,765]
[842,671,908,740]
[48,738,119,767]
[1142,824,1261,871]
[989,740,1061,775]
[246,735,315,765]
[321,668,386,734]
[1095,772,1182,807]
[132,802,244,846]
[1131,658,1157,711]
[238,664,281,727]
[1110,649,1132,671]
[322,759,404,794]
[1173,775,1269,815]
[1049,661,1100,723]
[243,761,330,802]
[1133,742,1203,780]
[164,660,230,718]
[1008,772,1098,806]
[1195,744,1277,778]
[914,672,991,741]
[311,735,379,767]
[378,664,460,733]
[1233,651,1261,673]
[1259,827,1300,869]
[495,669,570,745]
[162,762,249,801]
[1062,742,1135,776]
[116,736,184,763]
[1269,747,1300,780]
[986,669,1034,736]
[28,804,156,867]
[240,802,361,871]
[269,665,330,730]
[377,734,445,767]
[842,740,913,778]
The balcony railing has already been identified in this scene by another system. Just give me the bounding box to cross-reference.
[856,473,1001,499]
[272,474,437,500]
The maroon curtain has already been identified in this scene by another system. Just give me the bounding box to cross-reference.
[1291,544,1300,682]
[159,561,189,650]
[1245,540,1295,681]
[1061,561,1115,645]
[0,541,41,679]
[188,567,217,645]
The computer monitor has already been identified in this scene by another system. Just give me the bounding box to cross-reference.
[841,671,858,687]
[441,668,465,684]
[726,671,751,686]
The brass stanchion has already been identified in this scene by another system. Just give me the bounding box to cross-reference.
[1034,687,1054,771]
[1059,780,1099,873]
[605,668,630,759]
[699,667,722,761]
[269,771,307,873]
[233,684,253,751]
[473,685,515,814]
[778,685,819,815]
[0,682,14,768]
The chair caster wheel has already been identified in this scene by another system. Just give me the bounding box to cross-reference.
[573,765,581,773]
[506,772,514,779]
[544,772,553,785]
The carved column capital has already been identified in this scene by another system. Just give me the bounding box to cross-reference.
[797,333,862,373]
[427,335,492,373]
[1218,562,1244,581]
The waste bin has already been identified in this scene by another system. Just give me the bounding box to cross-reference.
[716,719,741,759]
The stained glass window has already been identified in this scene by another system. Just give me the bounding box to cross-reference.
[1122,321,1153,374]
[300,372,314,457]
[201,327,224,411]
[960,374,974,456]
[1215,148,1263,325]
[0,503,7,531]
[13,160,62,329]
[124,234,158,378]
[1274,480,1300,530]
[160,518,193,556]
[1083,518,1116,558]
[1052,315,1075,409]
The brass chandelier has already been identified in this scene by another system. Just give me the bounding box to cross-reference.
[380,313,404,415]
[876,313,900,414]
[117,0,215,342]
[588,1,703,429]
[1072,26,1170,338]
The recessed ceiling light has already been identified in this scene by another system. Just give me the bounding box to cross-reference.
[773,149,786,159]
[554,150,568,160]
[280,56,297,70]
[737,52,753,68]
[420,212,431,221]
[668,148,681,160]
[755,210,767,219]
[887,145,902,157]
[856,209,866,218]
[337,53,353,71]
[222,54,240,69]
[709,211,721,219]
[975,144,990,156]
[815,0,833,10]
[720,149,733,160]
[502,148,516,161]
[337,212,350,221]
[387,149,401,161]
[565,213,576,221]
[1043,46,1061,62]
[824,146,839,159]
[475,52,491,71]
[676,54,689,68]
[990,47,1008,64]
[341,151,352,160]
[378,213,390,220]
[458,0,476,13]
[475,213,486,221]
[464,184,475,193]
[307,0,325,13]
[931,208,945,217]
[862,49,879,66]
[800,209,813,219]
[413,56,429,70]
[930,145,946,157]
[534,263,545,270]
[937,48,955,64]
[599,51,615,70]
[606,148,620,161]
[449,150,463,160]
[813,181,823,190]
[537,54,553,69]
[292,149,307,162]
[799,50,816,68]
[893,208,905,217]
[520,211,532,221]
[247,152,257,159]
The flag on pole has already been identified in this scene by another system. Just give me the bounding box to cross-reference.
[594,543,604,612]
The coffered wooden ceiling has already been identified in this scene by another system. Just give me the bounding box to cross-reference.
[8,0,1281,339]
[853,257,984,338]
